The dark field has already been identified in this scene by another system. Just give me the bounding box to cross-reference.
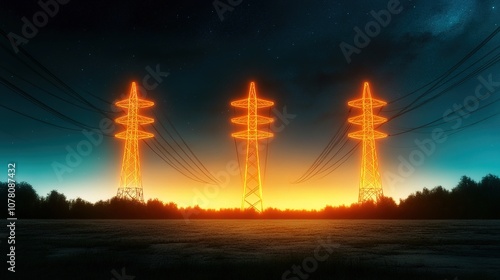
[1,219,499,279]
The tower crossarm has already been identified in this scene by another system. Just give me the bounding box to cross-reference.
[231,98,274,108]
[347,98,386,108]
[348,130,387,140]
[348,115,387,126]
[115,130,154,140]
[116,98,154,109]
[231,115,274,126]
[232,130,274,140]
[115,115,155,125]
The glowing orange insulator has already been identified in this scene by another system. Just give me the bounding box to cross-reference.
[231,82,274,212]
[115,82,154,202]
[348,82,387,203]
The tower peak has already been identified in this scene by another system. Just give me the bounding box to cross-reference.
[363,82,372,99]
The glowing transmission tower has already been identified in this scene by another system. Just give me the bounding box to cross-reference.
[348,82,387,203]
[115,82,154,203]
[231,82,274,212]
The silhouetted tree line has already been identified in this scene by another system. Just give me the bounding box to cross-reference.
[1,174,500,219]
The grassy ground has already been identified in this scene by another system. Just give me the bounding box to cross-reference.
[10,251,494,280]
[2,220,499,280]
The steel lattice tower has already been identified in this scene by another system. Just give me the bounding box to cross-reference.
[348,82,387,203]
[115,82,154,202]
[231,82,274,212]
